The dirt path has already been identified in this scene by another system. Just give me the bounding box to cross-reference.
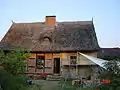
[33,80,60,90]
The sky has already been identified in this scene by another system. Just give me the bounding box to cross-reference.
[0,0,120,48]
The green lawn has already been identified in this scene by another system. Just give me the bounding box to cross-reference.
[28,80,59,90]
[27,80,95,90]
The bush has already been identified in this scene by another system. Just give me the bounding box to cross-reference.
[99,54,120,90]
[0,70,29,90]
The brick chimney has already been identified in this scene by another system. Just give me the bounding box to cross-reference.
[45,16,56,26]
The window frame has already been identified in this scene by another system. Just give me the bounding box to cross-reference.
[36,56,45,69]
[70,56,77,65]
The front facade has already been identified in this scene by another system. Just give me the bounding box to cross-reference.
[28,52,98,76]
[0,16,100,79]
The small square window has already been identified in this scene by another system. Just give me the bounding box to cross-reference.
[70,56,76,65]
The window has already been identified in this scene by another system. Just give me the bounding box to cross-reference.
[42,37,51,45]
[36,56,45,69]
[44,38,50,42]
[70,56,77,65]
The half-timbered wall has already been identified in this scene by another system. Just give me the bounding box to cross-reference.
[27,54,36,74]
[27,52,98,78]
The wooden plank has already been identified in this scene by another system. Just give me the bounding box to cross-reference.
[53,53,60,58]
[53,55,60,58]
[45,53,52,60]
[37,53,45,56]
[28,59,36,66]
[36,68,44,73]
[45,59,52,67]
[30,53,36,59]
[28,67,35,73]
[45,68,52,73]
[62,56,69,65]
[53,53,60,56]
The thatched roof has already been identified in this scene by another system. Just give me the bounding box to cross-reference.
[0,21,99,52]
[0,43,19,51]
[98,48,120,58]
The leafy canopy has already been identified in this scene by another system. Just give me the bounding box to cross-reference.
[0,49,31,90]
[0,49,30,75]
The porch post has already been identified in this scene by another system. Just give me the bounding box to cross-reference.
[76,52,78,77]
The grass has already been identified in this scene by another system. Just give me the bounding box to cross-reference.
[27,80,97,90]
[27,80,59,90]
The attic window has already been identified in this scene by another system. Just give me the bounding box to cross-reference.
[44,37,50,41]
[41,37,51,45]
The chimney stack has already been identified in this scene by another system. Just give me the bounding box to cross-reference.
[45,16,56,26]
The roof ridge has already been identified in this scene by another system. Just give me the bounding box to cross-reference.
[57,21,92,23]
[57,21,93,25]
[13,22,44,24]
[12,21,92,24]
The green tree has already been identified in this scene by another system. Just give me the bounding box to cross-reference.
[0,50,30,75]
[0,49,30,90]
[99,55,120,90]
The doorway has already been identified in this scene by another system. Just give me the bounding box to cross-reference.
[54,58,60,74]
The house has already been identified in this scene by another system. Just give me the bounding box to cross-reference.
[0,16,100,79]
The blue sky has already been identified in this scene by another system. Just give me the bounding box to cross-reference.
[0,0,120,47]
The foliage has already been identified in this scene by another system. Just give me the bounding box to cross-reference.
[0,49,30,75]
[99,54,120,90]
[0,70,29,90]
[0,49,30,90]
[101,54,120,61]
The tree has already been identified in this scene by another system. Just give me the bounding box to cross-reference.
[99,54,120,90]
[0,49,30,90]
[0,50,30,75]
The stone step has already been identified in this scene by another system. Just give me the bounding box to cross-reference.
[46,75,61,81]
